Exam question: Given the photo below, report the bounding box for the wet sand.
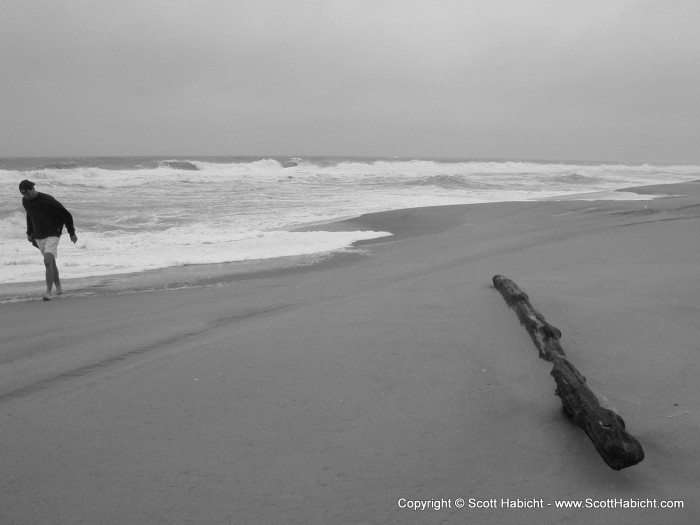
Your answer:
[1,182,698,524]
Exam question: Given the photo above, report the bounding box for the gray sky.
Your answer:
[1,0,699,162]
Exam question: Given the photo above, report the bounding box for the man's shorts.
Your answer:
[35,236,60,258]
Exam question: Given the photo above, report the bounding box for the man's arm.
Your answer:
[25,211,37,246]
[23,200,34,238]
[55,199,78,243]
[25,212,34,236]
[46,195,76,236]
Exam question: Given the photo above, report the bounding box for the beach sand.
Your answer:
[1,183,698,524]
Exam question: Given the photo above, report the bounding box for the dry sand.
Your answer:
[1,183,699,524]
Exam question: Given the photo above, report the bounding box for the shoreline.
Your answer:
[3,181,698,304]
[1,180,699,523]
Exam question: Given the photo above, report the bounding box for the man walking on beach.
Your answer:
[20,180,78,301]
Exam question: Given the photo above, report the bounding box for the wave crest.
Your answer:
[160,160,199,171]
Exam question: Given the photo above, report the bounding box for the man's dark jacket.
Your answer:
[23,192,76,239]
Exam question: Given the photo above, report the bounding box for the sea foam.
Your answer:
[1,156,699,285]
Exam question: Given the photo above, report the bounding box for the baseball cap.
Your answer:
[19,180,35,191]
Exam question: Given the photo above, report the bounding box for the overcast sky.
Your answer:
[1,0,698,162]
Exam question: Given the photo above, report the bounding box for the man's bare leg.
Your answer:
[54,260,63,295]
[42,253,56,300]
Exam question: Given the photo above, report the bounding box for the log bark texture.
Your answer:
[492,275,644,470]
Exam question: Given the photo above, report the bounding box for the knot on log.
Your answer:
[492,275,644,470]
[541,324,562,341]
[494,276,565,361]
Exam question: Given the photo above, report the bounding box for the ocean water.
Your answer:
[2,156,699,289]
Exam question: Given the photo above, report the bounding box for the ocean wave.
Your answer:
[160,160,199,171]
[552,173,601,184]
[403,174,487,189]
[0,212,28,240]
[3,155,700,286]
[36,161,79,170]
[0,229,392,285]
[2,157,700,187]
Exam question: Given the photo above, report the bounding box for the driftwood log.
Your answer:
[492,275,644,470]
